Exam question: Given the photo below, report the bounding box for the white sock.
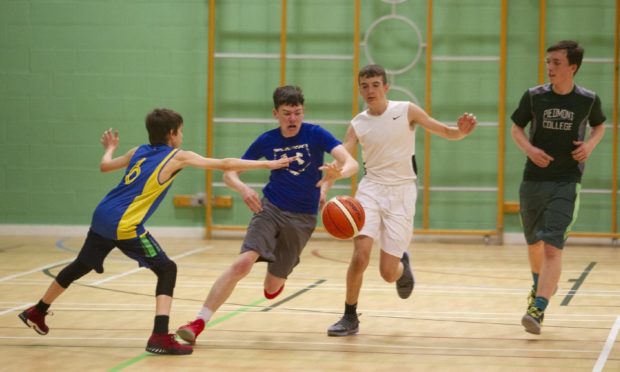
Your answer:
[197,307,213,322]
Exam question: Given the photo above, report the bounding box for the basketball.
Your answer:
[321,195,365,240]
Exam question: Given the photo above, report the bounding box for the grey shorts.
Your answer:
[241,198,316,279]
[519,181,581,249]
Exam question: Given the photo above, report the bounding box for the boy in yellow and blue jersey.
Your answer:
[18,108,295,355]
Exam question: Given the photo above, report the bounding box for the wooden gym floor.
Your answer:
[0,235,619,371]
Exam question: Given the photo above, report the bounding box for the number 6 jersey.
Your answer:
[91,144,180,240]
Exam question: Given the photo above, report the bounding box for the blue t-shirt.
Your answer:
[242,123,341,214]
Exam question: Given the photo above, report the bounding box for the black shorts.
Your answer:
[519,181,581,249]
[76,229,173,273]
[241,198,316,279]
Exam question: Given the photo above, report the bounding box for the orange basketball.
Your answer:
[321,195,365,240]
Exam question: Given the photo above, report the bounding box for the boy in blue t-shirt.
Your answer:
[176,85,359,344]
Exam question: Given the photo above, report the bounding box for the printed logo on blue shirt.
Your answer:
[273,144,311,176]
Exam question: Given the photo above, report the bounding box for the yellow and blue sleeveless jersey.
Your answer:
[91,144,180,240]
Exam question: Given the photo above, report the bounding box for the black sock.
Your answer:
[153,315,169,335]
[344,302,357,317]
[35,300,50,313]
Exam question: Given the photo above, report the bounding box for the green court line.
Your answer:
[205,297,267,328]
[108,353,149,372]
[108,298,267,372]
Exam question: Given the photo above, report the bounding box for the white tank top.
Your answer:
[352,100,416,185]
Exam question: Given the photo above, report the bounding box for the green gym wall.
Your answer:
[0,0,616,237]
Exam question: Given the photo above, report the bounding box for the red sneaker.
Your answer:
[146,333,193,355]
[264,284,285,299]
[18,306,49,335]
[176,319,205,345]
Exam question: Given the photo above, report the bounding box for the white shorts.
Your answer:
[355,178,417,258]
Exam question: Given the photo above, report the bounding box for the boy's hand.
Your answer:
[268,155,298,169]
[571,140,593,163]
[457,113,477,136]
[101,128,119,150]
[240,186,262,213]
[316,163,342,187]
[527,146,554,168]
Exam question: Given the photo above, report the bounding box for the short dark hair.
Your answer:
[359,64,388,84]
[273,85,304,109]
[145,108,183,145]
[547,40,584,74]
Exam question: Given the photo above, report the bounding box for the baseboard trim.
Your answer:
[0,224,205,239]
[0,224,615,246]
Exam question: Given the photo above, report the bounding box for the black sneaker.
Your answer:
[327,314,359,337]
[396,252,414,299]
[521,306,545,335]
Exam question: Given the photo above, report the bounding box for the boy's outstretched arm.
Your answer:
[173,150,295,172]
[408,103,477,140]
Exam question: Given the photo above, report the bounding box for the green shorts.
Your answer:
[519,181,581,249]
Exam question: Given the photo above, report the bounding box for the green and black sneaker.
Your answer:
[527,287,536,308]
[521,305,545,335]
[527,286,558,309]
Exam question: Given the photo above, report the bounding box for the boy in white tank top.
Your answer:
[328,64,477,336]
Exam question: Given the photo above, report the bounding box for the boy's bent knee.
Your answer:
[152,261,177,296]
[56,260,92,288]
[230,255,256,278]
[379,268,399,283]
[351,250,371,269]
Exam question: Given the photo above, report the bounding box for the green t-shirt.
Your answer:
[511,83,606,182]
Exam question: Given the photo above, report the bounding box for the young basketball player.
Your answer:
[175,85,359,344]
[327,64,477,336]
[18,108,295,355]
[511,40,606,334]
